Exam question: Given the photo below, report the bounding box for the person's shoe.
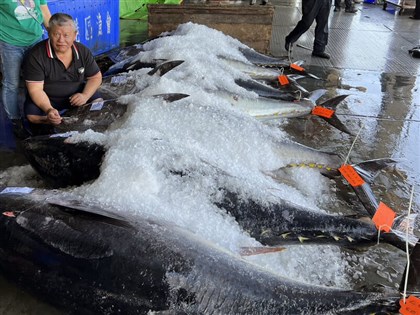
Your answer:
[311,51,331,59]
[345,7,358,13]
[334,6,341,12]
[11,119,30,140]
[410,15,420,20]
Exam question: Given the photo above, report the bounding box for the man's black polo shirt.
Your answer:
[23,39,100,110]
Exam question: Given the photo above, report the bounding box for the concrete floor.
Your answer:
[0,1,419,314]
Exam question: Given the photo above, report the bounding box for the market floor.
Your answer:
[0,1,419,314]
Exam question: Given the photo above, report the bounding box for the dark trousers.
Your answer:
[285,0,331,53]
[414,0,420,18]
[334,0,353,9]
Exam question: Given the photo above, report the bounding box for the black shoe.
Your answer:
[410,16,420,20]
[334,6,340,12]
[345,7,358,13]
[312,51,331,59]
[11,119,30,140]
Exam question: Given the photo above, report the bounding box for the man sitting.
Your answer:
[23,13,102,135]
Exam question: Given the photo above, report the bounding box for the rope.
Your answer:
[344,124,363,165]
[402,186,415,303]
[334,112,420,123]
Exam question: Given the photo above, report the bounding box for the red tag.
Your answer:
[400,295,420,315]
[338,164,365,187]
[372,202,396,232]
[2,212,15,217]
[311,106,335,118]
[278,75,289,85]
[290,63,304,72]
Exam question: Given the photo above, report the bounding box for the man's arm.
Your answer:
[69,71,103,106]
[40,4,52,29]
[26,81,62,124]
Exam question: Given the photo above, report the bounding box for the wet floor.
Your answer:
[0,2,419,314]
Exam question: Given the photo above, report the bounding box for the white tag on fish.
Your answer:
[50,131,78,138]
[0,187,34,194]
[111,76,128,85]
[90,101,104,111]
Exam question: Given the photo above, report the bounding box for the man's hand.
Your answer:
[69,93,89,106]
[46,108,62,125]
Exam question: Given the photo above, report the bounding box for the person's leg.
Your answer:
[334,0,342,11]
[0,41,26,120]
[24,96,55,136]
[344,0,357,12]
[285,0,320,50]
[412,0,420,18]
[313,0,331,55]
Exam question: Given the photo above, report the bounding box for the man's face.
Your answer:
[49,25,77,54]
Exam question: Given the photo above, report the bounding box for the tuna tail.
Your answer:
[313,95,354,135]
[400,241,420,295]
[147,60,184,76]
[321,158,397,216]
[349,158,398,217]
[352,158,398,184]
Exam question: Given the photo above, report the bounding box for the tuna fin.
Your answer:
[239,246,286,256]
[314,95,354,135]
[287,76,310,95]
[352,158,397,184]
[317,94,348,109]
[147,60,184,76]
[287,74,306,81]
[320,158,397,182]
[152,93,190,102]
[47,197,132,228]
[308,89,328,104]
[289,62,321,80]
[399,241,420,295]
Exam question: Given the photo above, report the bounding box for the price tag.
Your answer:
[290,63,305,72]
[278,75,289,85]
[0,187,34,194]
[90,101,104,111]
[338,164,365,187]
[111,76,128,85]
[372,202,395,232]
[312,106,335,118]
[400,295,420,315]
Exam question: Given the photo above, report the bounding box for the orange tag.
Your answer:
[338,164,365,187]
[2,212,15,217]
[400,295,420,315]
[372,202,396,232]
[278,75,289,85]
[311,106,335,118]
[290,63,304,72]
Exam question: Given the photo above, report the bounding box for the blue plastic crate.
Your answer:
[44,0,120,56]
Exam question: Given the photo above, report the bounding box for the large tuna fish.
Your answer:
[0,188,414,314]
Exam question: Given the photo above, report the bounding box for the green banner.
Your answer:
[120,0,181,20]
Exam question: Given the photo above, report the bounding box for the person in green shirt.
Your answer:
[0,0,51,139]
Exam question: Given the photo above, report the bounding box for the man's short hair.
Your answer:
[48,13,77,32]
